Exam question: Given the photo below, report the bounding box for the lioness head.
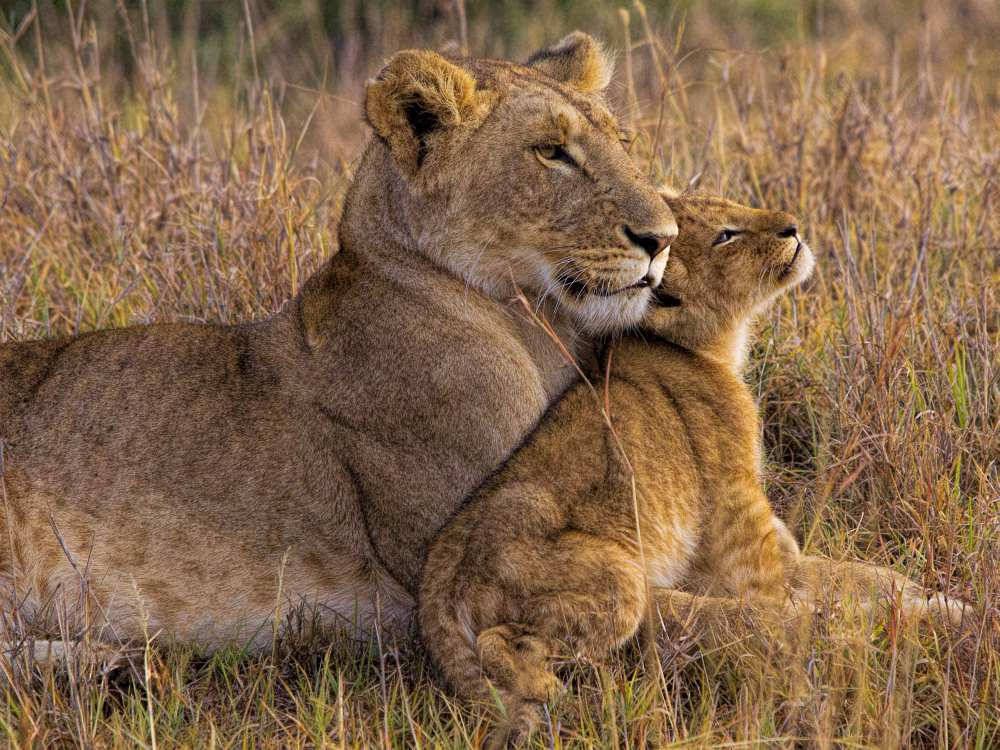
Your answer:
[643,190,814,354]
[361,32,677,333]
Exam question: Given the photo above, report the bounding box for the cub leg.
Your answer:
[790,555,969,626]
[650,586,809,650]
[498,541,650,729]
[476,581,648,739]
[476,624,560,704]
[768,516,967,626]
[422,528,648,738]
[651,516,807,650]
[694,481,789,603]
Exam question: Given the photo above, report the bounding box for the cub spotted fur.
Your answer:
[419,192,966,736]
[0,33,675,652]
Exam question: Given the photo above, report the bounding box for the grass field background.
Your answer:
[0,1,997,747]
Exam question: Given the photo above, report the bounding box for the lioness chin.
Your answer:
[0,33,675,652]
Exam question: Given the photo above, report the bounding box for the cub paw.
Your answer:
[899,591,971,629]
[487,701,545,749]
[509,701,545,742]
[510,634,561,702]
[477,625,561,704]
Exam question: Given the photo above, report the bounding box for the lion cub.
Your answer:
[418,192,814,730]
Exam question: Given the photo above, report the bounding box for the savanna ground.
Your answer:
[0,1,998,747]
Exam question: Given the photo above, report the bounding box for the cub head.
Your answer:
[642,190,814,363]
[360,32,677,334]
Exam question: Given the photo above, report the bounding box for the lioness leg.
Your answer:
[29,639,68,664]
[0,639,72,666]
[1,638,126,677]
[789,555,968,626]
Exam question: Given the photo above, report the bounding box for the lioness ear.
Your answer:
[365,50,483,175]
[526,31,614,94]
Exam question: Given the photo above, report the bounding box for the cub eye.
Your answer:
[713,229,742,246]
[535,144,577,168]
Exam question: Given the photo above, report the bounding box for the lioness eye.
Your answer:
[713,229,741,246]
[535,144,577,168]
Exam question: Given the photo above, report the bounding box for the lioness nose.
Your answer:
[778,225,798,238]
[623,225,675,258]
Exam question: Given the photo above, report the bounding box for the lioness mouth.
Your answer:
[557,274,647,298]
[651,289,682,307]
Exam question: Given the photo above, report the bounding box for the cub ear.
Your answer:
[657,183,682,200]
[526,31,614,94]
[365,50,484,175]
[658,184,696,213]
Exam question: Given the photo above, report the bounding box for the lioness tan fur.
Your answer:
[419,192,966,737]
[0,33,676,651]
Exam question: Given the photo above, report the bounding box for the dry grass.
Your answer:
[0,2,998,747]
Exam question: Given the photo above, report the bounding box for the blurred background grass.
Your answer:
[3,1,999,162]
[0,1,997,747]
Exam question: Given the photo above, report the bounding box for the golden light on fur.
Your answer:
[0,3,993,744]
[646,191,815,370]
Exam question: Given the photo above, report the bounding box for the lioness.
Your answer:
[419,192,966,736]
[0,33,676,650]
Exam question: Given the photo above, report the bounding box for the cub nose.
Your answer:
[623,224,676,258]
[777,225,798,238]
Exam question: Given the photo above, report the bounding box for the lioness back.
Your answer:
[1,313,398,643]
[0,245,584,645]
[0,33,674,647]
